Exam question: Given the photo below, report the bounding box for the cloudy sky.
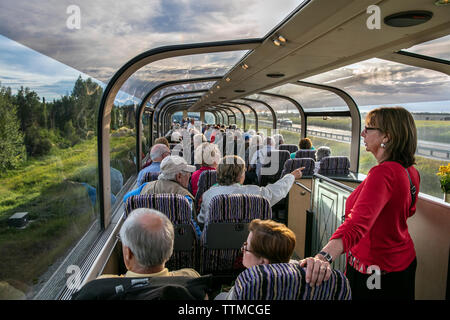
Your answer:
[0,0,302,100]
[0,0,448,111]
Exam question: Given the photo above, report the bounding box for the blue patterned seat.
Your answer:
[234,263,352,300]
[278,144,298,154]
[141,171,160,183]
[259,150,291,186]
[124,194,199,270]
[295,149,316,161]
[318,156,350,175]
[281,158,315,177]
[200,194,272,275]
[194,170,217,210]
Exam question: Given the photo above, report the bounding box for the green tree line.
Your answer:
[0,76,105,171]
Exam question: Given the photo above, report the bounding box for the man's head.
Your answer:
[159,155,196,188]
[150,144,170,162]
[120,208,174,273]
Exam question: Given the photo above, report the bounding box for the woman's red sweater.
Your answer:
[330,161,420,273]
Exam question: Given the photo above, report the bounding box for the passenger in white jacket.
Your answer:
[197,155,304,224]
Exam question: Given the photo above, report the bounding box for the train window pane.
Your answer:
[149,82,216,105]
[264,83,349,112]
[304,58,450,198]
[110,97,139,198]
[0,36,102,299]
[0,1,305,88]
[120,51,249,102]
[403,35,450,61]
[306,117,352,161]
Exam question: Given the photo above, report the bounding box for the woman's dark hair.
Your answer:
[366,106,417,167]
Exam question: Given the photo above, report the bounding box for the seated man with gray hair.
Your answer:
[137,144,171,186]
[140,155,196,202]
[315,146,331,173]
[100,208,200,278]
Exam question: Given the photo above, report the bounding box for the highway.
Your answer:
[248,119,450,161]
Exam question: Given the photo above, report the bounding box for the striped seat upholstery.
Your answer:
[295,149,316,161]
[124,194,198,270]
[200,194,272,275]
[318,156,350,175]
[141,171,160,183]
[234,263,352,300]
[259,150,291,186]
[278,144,298,154]
[281,158,315,177]
[194,170,217,210]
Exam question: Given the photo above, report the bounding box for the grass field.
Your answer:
[0,132,136,298]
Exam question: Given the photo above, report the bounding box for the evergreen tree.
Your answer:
[0,85,26,170]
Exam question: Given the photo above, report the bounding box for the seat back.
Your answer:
[318,156,350,175]
[141,171,160,183]
[200,194,272,274]
[259,150,291,186]
[281,158,315,177]
[169,143,179,150]
[295,149,316,161]
[72,275,213,300]
[124,194,198,270]
[234,263,352,300]
[278,144,298,154]
[194,170,217,210]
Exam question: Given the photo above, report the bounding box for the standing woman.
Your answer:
[302,107,420,300]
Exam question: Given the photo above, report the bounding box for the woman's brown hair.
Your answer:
[299,138,312,149]
[248,219,296,263]
[366,106,417,167]
[216,155,245,185]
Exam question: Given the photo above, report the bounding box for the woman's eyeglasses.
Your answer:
[362,126,381,134]
[241,241,253,254]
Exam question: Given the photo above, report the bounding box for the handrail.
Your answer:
[294,181,312,194]
[313,173,355,193]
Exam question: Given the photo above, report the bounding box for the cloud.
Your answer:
[0,0,301,85]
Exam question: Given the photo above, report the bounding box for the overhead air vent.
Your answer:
[266,73,285,78]
[384,11,433,27]
[234,89,246,93]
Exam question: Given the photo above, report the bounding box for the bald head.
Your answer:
[150,144,170,162]
[120,208,174,269]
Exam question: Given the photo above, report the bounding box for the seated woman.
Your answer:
[191,142,221,197]
[197,155,303,224]
[290,137,315,159]
[215,219,296,300]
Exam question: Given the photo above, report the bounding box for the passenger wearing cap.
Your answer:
[140,156,196,201]
[139,155,202,236]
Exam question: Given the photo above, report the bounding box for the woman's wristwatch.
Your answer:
[317,251,333,264]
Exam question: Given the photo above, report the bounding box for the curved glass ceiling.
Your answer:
[0,0,305,85]
[303,58,450,113]
[117,50,249,103]
[262,84,348,112]
[403,35,450,61]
